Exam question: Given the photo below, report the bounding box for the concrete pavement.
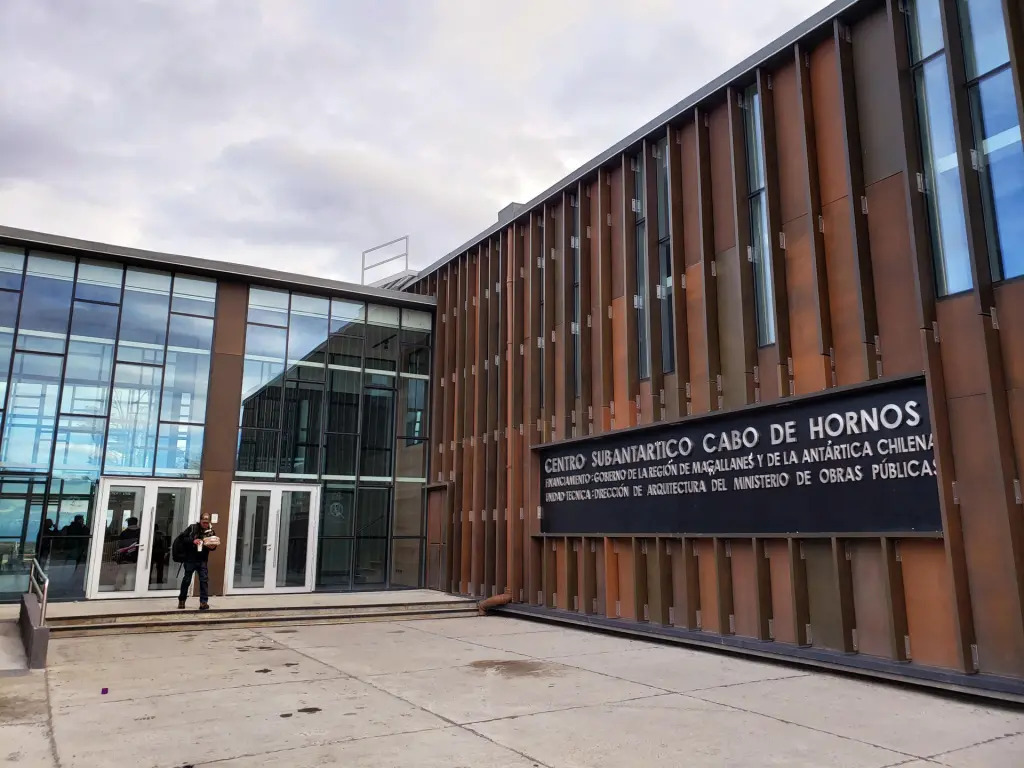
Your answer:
[0,615,1021,767]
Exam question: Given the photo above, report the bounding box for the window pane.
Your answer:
[324,433,358,477]
[656,138,670,238]
[356,486,390,538]
[971,69,1024,280]
[75,260,123,304]
[279,379,322,476]
[105,363,161,474]
[245,323,287,361]
[958,0,1010,78]
[392,482,424,537]
[316,538,352,589]
[353,537,387,587]
[391,538,422,588]
[360,386,394,477]
[332,298,364,322]
[635,221,650,380]
[660,241,675,372]
[155,423,203,476]
[118,268,171,365]
[744,85,766,192]
[326,368,360,433]
[909,0,944,62]
[401,308,431,330]
[162,315,213,424]
[398,377,428,439]
[240,358,283,429]
[0,247,24,291]
[236,428,278,475]
[52,416,105,472]
[328,332,363,369]
[365,323,398,372]
[277,489,311,587]
[395,438,427,480]
[17,254,74,354]
[917,57,973,294]
[248,287,289,326]
[288,294,329,367]
[1,353,62,471]
[171,275,217,317]
[400,343,430,376]
[62,307,117,416]
[750,192,777,345]
[0,291,18,406]
[321,484,355,538]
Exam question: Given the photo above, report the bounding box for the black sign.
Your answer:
[539,377,942,535]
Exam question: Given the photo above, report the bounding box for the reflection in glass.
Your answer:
[149,487,191,590]
[280,380,322,476]
[971,69,1024,281]
[97,486,144,593]
[163,314,213,424]
[277,490,311,587]
[635,212,650,381]
[750,192,776,345]
[53,416,105,472]
[233,490,270,588]
[356,486,390,538]
[287,294,329,369]
[118,269,171,365]
[365,323,398,372]
[105,364,162,474]
[0,247,24,291]
[317,538,352,589]
[171,275,217,317]
[917,57,973,294]
[392,482,424,537]
[354,537,386,587]
[400,343,430,376]
[398,377,428,440]
[240,358,284,430]
[37,476,94,600]
[61,301,118,416]
[326,369,360,433]
[909,0,944,62]
[0,291,18,406]
[247,287,288,326]
[1,354,62,470]
[390,538,422,588]
[360,385,394,477]
[320,484,355,537]
[394,438,427,480]
[958,0,1010,78]
[17,253,75,354]
[324,433,358,478]
[237,428,278,475]
[75,260,123,304]
[156,424,204,476]
[743,86,766,191]
[660,240,675,371]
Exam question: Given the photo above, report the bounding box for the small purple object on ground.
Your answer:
[101,688,108,695]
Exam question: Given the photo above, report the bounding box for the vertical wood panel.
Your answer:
[850,539,895,658]
[578,181,594,434]
[767,540,797,643]
[643,140,665,417]
[694,108,722,413]
[730,540,759,638]
[901,538,961,669]
[696,539,720,632]
[810,39,847,206]
[451,257,466,592]
[508,226,525,599]
[672,537,701,630]
[805,540,844,650]
[621,155,640,425]
[595,172,614,433]
[581,537,598,614]
[543,205,557,443]
[647,538,671,625]
[667,124,691,410]
[710,102,736,255]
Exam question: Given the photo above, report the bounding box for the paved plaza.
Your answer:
[1,615,1022,767]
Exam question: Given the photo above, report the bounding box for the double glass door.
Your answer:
[86,479,202,599]
[225,484,320,594]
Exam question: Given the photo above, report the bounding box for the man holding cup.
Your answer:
[176,512,219,611]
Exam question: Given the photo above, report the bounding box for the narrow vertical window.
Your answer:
[633,153,651,380]
[907,0,973,295]
[570,193,582,397]
[538,218,545,410]
[743,84,776,346]
[655,137,675,372]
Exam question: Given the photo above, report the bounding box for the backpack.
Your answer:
[171,527,195,564]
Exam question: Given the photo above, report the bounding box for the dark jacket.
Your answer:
[180,523,216,563]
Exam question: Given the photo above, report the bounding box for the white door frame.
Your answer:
[85,477,203,600]
[224,482,321,595]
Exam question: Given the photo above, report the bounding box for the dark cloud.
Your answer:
[0,0,832,282]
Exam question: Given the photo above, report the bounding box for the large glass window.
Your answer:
[0,247,24,291]
[171,275,216,317]
[117,269,171,365]
[105,364,161,474]
[17,254,75,354]
[75,260,122,305]
[1,354,62,471]
[162,314,213,424]
[569,197,583,395]
[655,137,675,372]
[633,153,651,379]
[744,84,776,345]
[61,302,118,417]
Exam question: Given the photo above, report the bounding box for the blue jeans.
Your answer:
[179,561,209,603]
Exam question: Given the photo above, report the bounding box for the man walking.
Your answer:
[176,512,217,610]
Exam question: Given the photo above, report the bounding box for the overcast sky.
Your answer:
[0,0,833,284]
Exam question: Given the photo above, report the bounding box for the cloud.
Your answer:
[0,0,834,283]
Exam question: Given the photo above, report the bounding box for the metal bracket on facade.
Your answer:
[970,643,980,671]
[932,321,940,343]
[1013,479,1022,505]
[991,307,1000,330]
[952,480,960,506]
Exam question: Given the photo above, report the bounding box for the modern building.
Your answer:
[0,226,434,602]
[405,0,1024,695]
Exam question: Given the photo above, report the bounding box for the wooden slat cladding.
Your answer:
[578,181,594,435]
[666,125,690,412]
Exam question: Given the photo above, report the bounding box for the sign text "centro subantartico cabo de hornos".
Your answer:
[537,377,941,536]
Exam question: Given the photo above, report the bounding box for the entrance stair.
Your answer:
[43,590,477,638]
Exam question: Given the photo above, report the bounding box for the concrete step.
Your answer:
[0,619,27,673]
[47,601,478,637]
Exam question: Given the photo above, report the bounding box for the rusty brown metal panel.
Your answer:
[611,296,634,429]
[866,175,924,375]
[729,540,759,639]
[716,246,755,409]
[772,58,809,225]
[1003,0,1024,141]
[850,539,895,658]
[559,193,575,438]
[696,539,720,633]
[832,537,857,653]
[566,538,580,612]
[757,345,782,403]
[543,204,557,443]
[790,539,811,646]
[203,354,242,474]
[495,233,508,596]
[681,121,702,270]
[880,537,910,661]
[753,538,773,641]
[616,540,637,620]
[603,537,619,618]
[200,470,234,595]
[633,539,649,622]
[901,538,961,669]
[595,171,614,433]
[784,216,830,395]
[686,263,713,415]
[621,154,640,424]
[484,240,499,595]
[996,281,1024,389]
[810,38,847,207]
[647,538,672,625]
[610,166,626,300]
[542,537,557,608]
[672,537,701,630]
[431,270,448,485]
[554,539,567,610]
[938,297,991,400]
[463,251,479,594]
[643,139,665,414]
[473,246,489,596]
[211,281,247,356]
[766,540,797,643]
[553,205,569,442]
[667,124,691,402]
[581,537,598,614]
[508,227,525,599]
[804,540,845,651]
[823,198,873,385]
[639,379,654,425]
[594,539,607,615]
[452,256,467,593]
[709,101,736,255]
[852,8,906,186]
[727,88,758,386]
[696,107,723,413]
[578,181,594,434]
[714,538,735,635]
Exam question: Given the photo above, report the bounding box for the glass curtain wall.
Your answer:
[0,246,216,600]
[632,153,651,380]
[655,137,675,372]
[570,195,582,398]
[237,287,431,591]
[743,84,777,346]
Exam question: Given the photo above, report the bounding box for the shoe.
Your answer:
[177,600,186,610]
[199,603,210,611]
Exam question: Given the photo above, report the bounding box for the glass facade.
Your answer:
[655,137,675,373]
[570,194,582,398]
[743,83,777,346]
[633,153,651,380]
[237,286,431,591]
[0,248,216,600]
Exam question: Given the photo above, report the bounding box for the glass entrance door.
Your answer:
[225,484,320,593]
[86,478,202,599]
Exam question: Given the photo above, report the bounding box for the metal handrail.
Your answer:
[27,559,49,626]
